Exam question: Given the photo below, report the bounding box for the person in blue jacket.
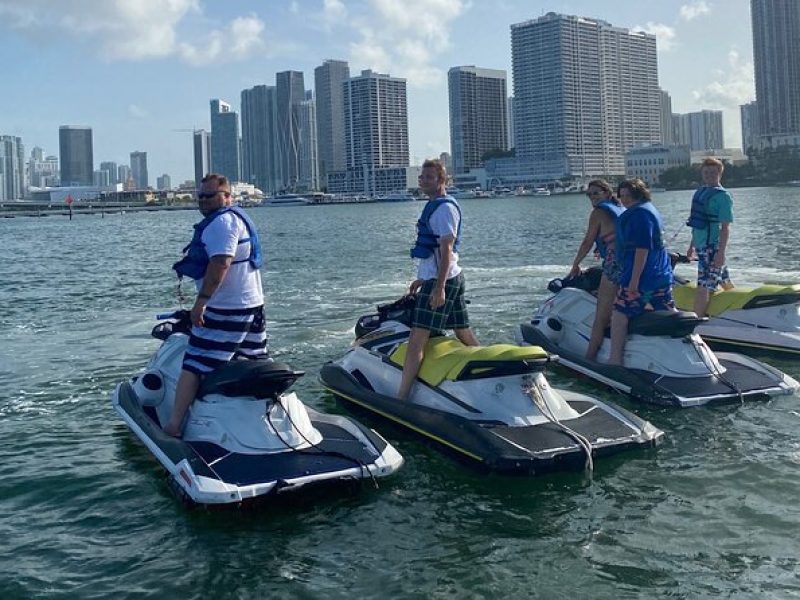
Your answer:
[686,157,734,317]
[398,159,480,401]
[608,179,674,366]
[568,179,624,360]
[164,173,267,437]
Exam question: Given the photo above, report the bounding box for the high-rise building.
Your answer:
[276,71,306,190]
[344,70,409,169]
[0,135,25,200]
[740,101,761,153]
[751,0,800,142]
[100,161,118,185]
[314,59,350,188]
[118,164,131,187]
[297,97,319,191]
[673,110,724,151]
[507,97,515,149]
[448,66,508,174]
[511,13,661,180]
[193,129,211,189]
[156,174,171,190]
[659,89,675,145]
[93,169,110,187]
[130,151,148,189]
[241,85,279,194]
[210,99,241,183]
[59,126,93,186]
[29,149,58,188]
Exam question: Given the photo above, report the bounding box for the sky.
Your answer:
[0,0,755,184]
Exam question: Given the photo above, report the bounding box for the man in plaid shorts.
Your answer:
[397,159,480,401]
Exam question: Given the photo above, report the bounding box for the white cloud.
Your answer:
[0,0,265,65]
[680,1,712,21]
[347,0,468,87]
[635,22,677,52]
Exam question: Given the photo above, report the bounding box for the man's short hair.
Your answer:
[201,173,231,191]
[618,178,651,202]
[422,159,447,183]
[701,157,724,171]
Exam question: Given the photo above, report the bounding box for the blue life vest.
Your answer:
[616,201,671,290]
[686,186,725,230]
[172,206,263,280]
[410,196,462,259]
[616,201,664,257]
[594,200,624,259]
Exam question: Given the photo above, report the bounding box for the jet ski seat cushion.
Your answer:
[198,360,304,400]
[674,283,800,316]
[389,338,549,387]
[627,310,705,337]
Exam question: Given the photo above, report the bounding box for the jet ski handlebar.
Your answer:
[152,310,192,341]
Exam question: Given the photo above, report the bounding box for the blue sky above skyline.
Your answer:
[0,0,754,184]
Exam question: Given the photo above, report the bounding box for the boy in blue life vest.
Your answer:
[608,179,674,366]
[686,157,734,317]
[164,173,268,437]
[398,159,480,401]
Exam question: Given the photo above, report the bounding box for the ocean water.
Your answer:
[1,188,799,598]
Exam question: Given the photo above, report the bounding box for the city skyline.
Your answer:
[1,1,755,183]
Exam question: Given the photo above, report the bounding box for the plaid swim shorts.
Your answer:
[696,245,732,291]
[411,273,470,331]
[613,286,675,319]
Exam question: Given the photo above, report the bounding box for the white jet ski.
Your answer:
[112,311,403,506]
[320,296,664,476]
[517,270,799,407]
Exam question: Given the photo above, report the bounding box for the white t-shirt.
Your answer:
[416,201,462,281]
[196,211,264,309]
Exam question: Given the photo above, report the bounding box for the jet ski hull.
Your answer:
[693,322,800,359]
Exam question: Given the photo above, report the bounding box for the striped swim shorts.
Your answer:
[411,273,470,332]
[182,305,269,376]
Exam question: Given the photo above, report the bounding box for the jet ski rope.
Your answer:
[523,375,594,472]
[266,399,380,489]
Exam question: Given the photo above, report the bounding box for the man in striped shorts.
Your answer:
[164,173,267,437]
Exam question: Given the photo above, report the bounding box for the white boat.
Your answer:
[263,194,312,207]
[374,191,415,202]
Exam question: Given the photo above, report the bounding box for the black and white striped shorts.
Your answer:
[182,305,268,375]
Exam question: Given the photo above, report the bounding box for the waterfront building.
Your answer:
[28,148,59,189]
[297,97,319,191]
[93,169,110,187]
[507,97,515,149]
[130,151,148,189]
[673,110,724,151]
[333,69,409,196]
[690,148,748,166]
[0,135,25,200]
[241,85,279,194]
[448,65,508,174]
[156,174,171,190]
[740,101,760,154]
[314,59,350,188]
[439,152,452,175]
[118,164,131,188]
[276,70,305,190]
[100,161,118,185]
[660,89,675,144]
[59,126,93,186]
[625,144,690,186]
[193,129,211,190]
[210,99,241,183]
[511,13,661,180]
[751,0,800,146]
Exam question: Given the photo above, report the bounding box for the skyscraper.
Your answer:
[673,110,724,151]
[344,70,409,169]
[659,89,675,145]
[59,125,93,186]
[193,129,211,189]
[241,85,279,194]
[448,66,508,174]
[740,101,761,153]
[751,0,800,141]
[276,71,306,190]
[210,99,241,183]
[511,13,661,179]
[130,151,148,189]
[314,60,350,188]
[0,135,25,200]
[100,161,118,185]
[297,97,319,191]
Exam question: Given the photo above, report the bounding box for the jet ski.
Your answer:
[112,310,403,506]
[319,296,664,476]
[672,274,800,358]
[517,269,800,407]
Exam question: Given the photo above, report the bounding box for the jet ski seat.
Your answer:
[389,338,550,387]
[198,360,304,400]
[627,310,705,338]
[674,283,800,316]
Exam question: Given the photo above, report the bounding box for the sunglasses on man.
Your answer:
[197,191,231,200]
